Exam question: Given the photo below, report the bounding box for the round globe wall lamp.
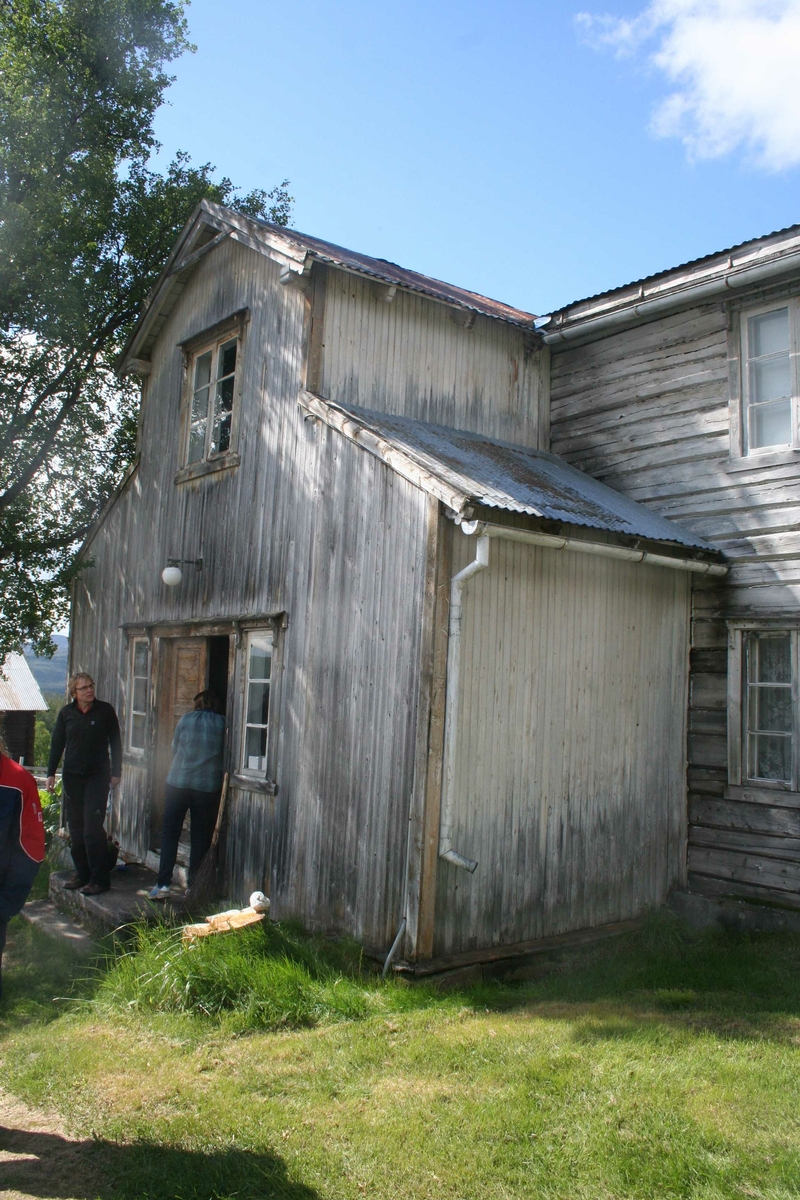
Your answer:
[161,557,203,587]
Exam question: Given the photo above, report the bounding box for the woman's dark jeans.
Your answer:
[62,769,110,887]
[157,785,220,888]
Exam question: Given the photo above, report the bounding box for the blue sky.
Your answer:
[151,0,800,315]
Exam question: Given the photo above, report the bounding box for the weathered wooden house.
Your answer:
[544,223,800,917]
[70,201,729,968]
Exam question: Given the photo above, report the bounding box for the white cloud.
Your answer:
[576,1,800,170]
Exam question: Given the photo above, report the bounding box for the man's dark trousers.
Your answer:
[63,770,110,887]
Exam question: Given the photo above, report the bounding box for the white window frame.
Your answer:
[239,629,274,779]
[727,624,800,792]
[128,637,150,754]
[738,298,800,458]
[184,331,239,466]
[177,310,247,479]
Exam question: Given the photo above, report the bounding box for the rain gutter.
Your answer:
[437,519,726,875]
[543,249,800,344]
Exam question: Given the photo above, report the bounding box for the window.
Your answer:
[128,638,150,752]
[745,632,792,782]
[187,334,238,464]
[177,310,247,478]
[241,631,272,776]
[729,627,799,790]
[741,301,800,455]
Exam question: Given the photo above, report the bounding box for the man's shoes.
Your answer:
[62,874,89,891]
[148,885,171,901]
[80,882,109,896]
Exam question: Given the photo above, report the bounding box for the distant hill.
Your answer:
[24,635,69,693]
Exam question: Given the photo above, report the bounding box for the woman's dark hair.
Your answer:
[193,690,222,713]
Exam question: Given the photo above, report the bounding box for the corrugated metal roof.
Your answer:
[319,399,718,554]
[0,653,48,712]
[248,214,541,329]
[549,221,800,319]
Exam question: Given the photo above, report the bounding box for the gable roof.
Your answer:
[0,653,48,712]
[119,202,539,373]
[299,390,723,561]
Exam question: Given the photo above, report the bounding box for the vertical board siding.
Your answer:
[71,240,429,946]
[112,762,149,861]
[433,533,689,955]
[550,296,800,908]
[321,270,548,447]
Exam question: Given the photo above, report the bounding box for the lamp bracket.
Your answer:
[167,557,203,571]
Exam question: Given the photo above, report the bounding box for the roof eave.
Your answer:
[545,237,800,345]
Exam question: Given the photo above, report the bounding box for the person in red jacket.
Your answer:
[0,750,45,1001]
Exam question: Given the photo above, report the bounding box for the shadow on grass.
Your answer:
[459,912,800,1041]
[0,918,104,1031]
[0,1124,319,1200]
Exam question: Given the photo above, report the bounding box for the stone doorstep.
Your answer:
[48,866,186,936]
[20,899,95,955]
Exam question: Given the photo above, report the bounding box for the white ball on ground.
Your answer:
[249,891,270,912]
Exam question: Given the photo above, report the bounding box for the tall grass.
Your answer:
[97,918,433,1031]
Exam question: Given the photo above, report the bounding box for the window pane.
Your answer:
[215,375,235,413]
[133,642,148,676]
[749,685,792,734]
[247,680,270,727]
[132,676,148,714]
[750,634,791,683]
[249,637,272,680]
[750,308,789,358]
[194,351,212,390]
[218,338,237,379]
[245,725,267,771]
[188,418,206,463]
[749,733,792,782]
[191,384,210,423]
[750,398,792,449]
[751,356,791,405]
[212,414,231,455]
[131,713,146,750]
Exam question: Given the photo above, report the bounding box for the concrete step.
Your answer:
[48,865,186,935]
[20,899,95,955]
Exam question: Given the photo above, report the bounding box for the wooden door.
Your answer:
[150,637,208,849]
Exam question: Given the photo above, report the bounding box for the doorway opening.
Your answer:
[150,633,231,861]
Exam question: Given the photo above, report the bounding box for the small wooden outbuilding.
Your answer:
[0,653,48,767]
[69,202,726,968]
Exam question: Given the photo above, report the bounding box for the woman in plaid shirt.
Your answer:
[150,690,225,900]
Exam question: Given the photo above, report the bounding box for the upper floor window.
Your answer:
[177,310,247,480]
[742,302,799,455]
[187,334,238,464]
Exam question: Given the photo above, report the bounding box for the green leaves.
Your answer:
[0,2,292,661]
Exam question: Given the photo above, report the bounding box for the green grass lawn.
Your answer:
[1,911,800,1200]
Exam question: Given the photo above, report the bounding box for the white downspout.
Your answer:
[438,533,490,872]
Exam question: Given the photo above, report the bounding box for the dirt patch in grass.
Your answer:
[0,1086,106,1200]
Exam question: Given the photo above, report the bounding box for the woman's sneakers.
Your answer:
[149,885,171,901]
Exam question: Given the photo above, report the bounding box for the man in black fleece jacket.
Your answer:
[47,673,121,895]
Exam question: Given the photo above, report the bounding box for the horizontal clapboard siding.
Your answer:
[551,289,800,910]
